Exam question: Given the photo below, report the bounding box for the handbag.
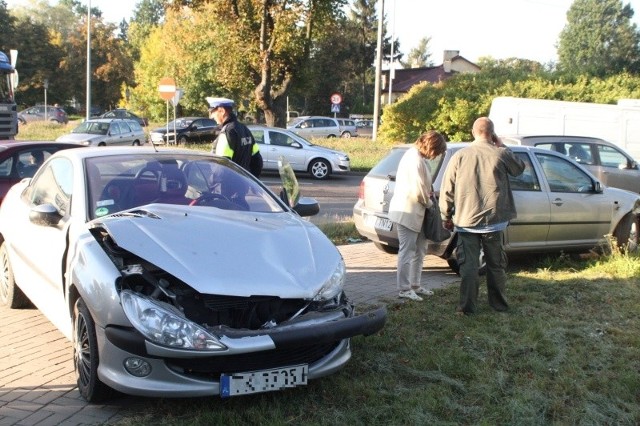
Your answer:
[422,195,451,242]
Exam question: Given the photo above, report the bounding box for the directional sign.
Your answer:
[158,77,176,101]
[330,93,342,105]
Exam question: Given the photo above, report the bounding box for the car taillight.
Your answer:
[357,180,365,200]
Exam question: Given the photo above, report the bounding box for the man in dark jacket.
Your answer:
[207,97,263,177]
[439,117,525,314]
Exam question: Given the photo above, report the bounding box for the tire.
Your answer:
[178,135,187,145]
[74,298,114,402]
[98,142,106,147]
[341,132,352,138]
[132,140,141,146]
[374,242,399,254]
[613,213,639,253]
[308,159,331,180]
[327,134,336,138]
[0,242,29,309]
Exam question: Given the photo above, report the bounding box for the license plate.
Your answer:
[220,364,308,398]
[365,214,393,232]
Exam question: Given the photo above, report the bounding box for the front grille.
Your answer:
[166,341,341,379]
[180,294,309,330]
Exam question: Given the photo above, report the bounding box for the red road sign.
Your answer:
[330,93,342,104]
[158,77,176,101]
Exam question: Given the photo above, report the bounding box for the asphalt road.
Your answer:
[261,171,363,224]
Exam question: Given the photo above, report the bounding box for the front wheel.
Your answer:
[74,298,114,402]
[178,135,188,145]
[308,159,330,180]
[341,132,352,138]
[0,242,29,309]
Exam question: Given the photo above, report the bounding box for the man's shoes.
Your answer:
[398,289,423,301]
[412,286,434,296]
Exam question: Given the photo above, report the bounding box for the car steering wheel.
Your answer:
[189,192,231,206]
[134,166,161,180]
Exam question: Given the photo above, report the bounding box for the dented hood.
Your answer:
[92,204,342,298]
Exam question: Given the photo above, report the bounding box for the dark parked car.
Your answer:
[100,109,148,127]
[149,117,219,145]
[502,135,640,194]
[0,141,84,203]
[354,143,640,270]
[17,105,69,124]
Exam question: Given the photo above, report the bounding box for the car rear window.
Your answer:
[369,148,408,178]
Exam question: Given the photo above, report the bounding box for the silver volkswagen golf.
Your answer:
[353,143,640,268]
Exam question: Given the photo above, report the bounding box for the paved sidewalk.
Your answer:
[0,242,459,425]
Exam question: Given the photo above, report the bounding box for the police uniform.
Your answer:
[207,97,262,177]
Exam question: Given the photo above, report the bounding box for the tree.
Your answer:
[402,36,433,68]
[161,0,347,127]
[557,0,640,77]
[0,0,16,53]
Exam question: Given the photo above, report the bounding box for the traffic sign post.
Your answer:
[158,77,177,144]
[330,93,342,117]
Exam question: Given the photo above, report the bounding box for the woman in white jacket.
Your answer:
[388,131,447,301]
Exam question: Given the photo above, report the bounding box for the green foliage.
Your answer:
[558,0,640,77]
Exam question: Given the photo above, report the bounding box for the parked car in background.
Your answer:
[149,117,219,145]
[502,135,640,194]
[355,120,374,138]
[0,146,386,401]
[287,116,342,139]
[354,143,640,270]
[336,118,358,138]
[249,125,350,179]
[0,141,84,203]
[17,105,69,124]
[56,118,146,146]
[100,109,148,127]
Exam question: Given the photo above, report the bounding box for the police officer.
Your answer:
[207,97,263,177]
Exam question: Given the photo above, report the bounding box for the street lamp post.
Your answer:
[43,79,48,121]
[372,0,384,140]
[86,0,91,121]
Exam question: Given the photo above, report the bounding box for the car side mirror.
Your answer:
[29,203,62,226]
[593,181,603,193]
[292,197,320,217]
[291,142,302,149]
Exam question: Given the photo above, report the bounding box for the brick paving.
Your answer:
[0,241,459,425]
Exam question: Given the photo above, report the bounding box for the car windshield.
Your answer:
[73,121,109,135]
[167,119,193,128]
[85,153,285,220]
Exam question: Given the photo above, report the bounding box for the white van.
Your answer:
[489,96,640,160]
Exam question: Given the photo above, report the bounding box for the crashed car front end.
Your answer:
[70,210,386,398]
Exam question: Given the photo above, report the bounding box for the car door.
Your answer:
[265,130,307,171]
[118,121,135,145]
[6,157,74,335]
[533,152,611,248]
[504,151,551,251]
[593,143,640,193]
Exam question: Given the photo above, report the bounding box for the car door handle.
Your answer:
[552,198,564,206]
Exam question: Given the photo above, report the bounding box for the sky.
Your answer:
[8,0,640,64]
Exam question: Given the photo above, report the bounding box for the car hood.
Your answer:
[93,204,342,298]
[56,133,102,143]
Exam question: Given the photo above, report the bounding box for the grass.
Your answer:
[13,120,640,424]
[112,249,640,425]
[13,121,396,171]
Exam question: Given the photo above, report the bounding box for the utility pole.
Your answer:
[372,0,384,141]
[85,0,91,121]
